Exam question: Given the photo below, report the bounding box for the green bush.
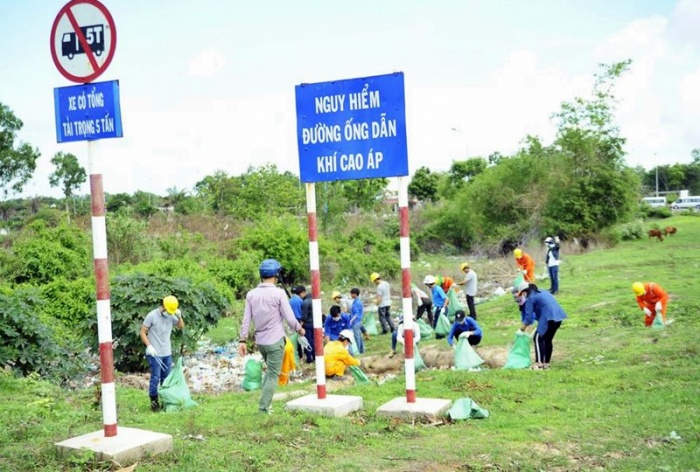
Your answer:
[85,272,229,372]
[618,220,645,241]
[39,277,95,333]
[116,258,236,302]
[231,216,309,285]
[0,288,60,376]
[9,222,91,285]
[106,211,155,265]
[643,206,672,219]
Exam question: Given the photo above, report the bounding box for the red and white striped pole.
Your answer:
[88,140,118,436]
[306,183,326,399]
[398,176,415,402]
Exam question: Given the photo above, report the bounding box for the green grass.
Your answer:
[2,216,699,471]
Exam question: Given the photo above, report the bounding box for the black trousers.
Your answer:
[534,320,562,363]
[378,306,395,333]
[416,298,433,325]
[466,295,477,320]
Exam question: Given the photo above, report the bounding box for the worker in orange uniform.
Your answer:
[632,282,668,327]
[514,248,536,283]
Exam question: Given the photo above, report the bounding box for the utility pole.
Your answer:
[655,153,659,197]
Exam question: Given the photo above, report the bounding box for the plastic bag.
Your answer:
[454,338,484,370]
[278,337,296,386]
[435,314,451,339]
[349,365,370,384]
[414,348,426,371]
[513,274,524,290]
[364,310,379,336]
[502,333,532,369]
[446,287,464,321]
[416,318,433,340]
[447,397,489,420]
[242,357,263,391]
[290,332,302,366]
[652,312,665,329]
[158,357,197,412]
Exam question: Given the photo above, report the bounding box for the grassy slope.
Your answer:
[1,216,699,472]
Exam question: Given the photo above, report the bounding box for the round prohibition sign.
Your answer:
[50,0,117,83]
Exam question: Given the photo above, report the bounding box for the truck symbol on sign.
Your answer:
[62,24,105,60]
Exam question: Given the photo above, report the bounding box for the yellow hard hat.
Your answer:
[632,282,645,297]
[163,295,179,314]
[370,272,380,282]
[332,291,341,299]
[514,248,522,258]
[460,262,470,271]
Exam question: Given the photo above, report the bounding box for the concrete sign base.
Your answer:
[376,397,452,422]
[55,427,173,466]
[285,394,363,417]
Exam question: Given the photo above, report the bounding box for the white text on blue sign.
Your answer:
[295,73,408,182]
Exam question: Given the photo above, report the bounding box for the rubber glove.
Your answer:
[655,302,663,312]
[146,345,157,357]
[643,307,652,316]
[297,336,311,352]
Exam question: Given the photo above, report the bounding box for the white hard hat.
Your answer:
[338,329,354,344]
[423,275,436,285]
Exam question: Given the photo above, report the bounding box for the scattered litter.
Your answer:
[182,434,205,441]
[377,374,396,385]
[663,431,682,442]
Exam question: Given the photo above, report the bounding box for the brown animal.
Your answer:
[664,226,677,236]
[648,229,664,241]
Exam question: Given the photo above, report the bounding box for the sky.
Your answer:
[1,0,698,199]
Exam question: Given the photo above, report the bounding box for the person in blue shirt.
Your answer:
[289,285,304,321]
[447,310,482,347]
[516,281,567,370]
[424,274,449,328]
[324,305,351,343]
[348,287,365,354]
[289,285,305,360]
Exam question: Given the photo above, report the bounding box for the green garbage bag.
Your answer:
[447,397,489,420]
[290,332,301,366]
[652,311,665,329]
[416,318,433,340]
[242,357,263,391]
[414,348,426,371]
[454,338,484,370]
[446,287,464,321]
[158,357,197,412]
[435,314,451,339]
[503,334,532,369]
[349,365,370,384]
[364,309,379,336]
[513,274,524,290]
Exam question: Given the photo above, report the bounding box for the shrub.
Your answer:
[84,272,230,372]
[618,220,645,241]
[643,206,672,219]
[116,258,236,302]
[39,277,95,333]
[0,288,60,376]
[9,222,91,285]
[231,216,309,285]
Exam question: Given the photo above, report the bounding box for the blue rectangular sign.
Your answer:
[295,72,408,183]
[54,80,123,143]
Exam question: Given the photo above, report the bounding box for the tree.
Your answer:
[0,103,40,198]
[408,166,439,202]
[48,152,86,223]
[440,157,487,199]
[544,60,639,237]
